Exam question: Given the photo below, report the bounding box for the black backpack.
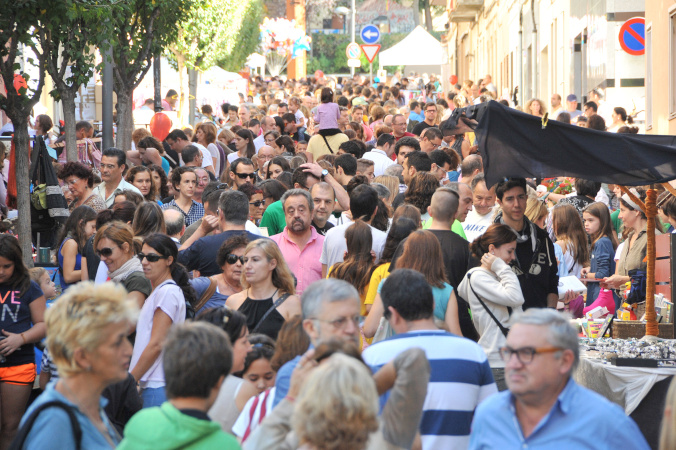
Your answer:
[10,401,82,450]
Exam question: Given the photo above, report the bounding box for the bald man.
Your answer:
[163,207,186,245]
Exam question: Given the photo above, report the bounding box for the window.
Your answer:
[646,24,652,129]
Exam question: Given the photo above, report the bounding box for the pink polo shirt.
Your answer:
[271,227,324,296]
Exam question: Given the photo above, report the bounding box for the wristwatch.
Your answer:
[320,169,329,180]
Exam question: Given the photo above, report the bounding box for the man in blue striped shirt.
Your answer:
[362,269,497,450]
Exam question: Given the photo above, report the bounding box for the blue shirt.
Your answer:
[162,199,204,227]
[178,230,264,277]
[469,377,650,450]
[272,355,300,408]
[21,381,120,449]
[587,236,618,306]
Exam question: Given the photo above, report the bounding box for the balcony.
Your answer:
[449,0,483,22]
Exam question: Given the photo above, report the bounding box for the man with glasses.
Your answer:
[255,145,275,180]
[362,269,496,450]
[469,309,648,450]
[228,158,256,188]
[94,147,142,207]
[419,127,443,154]
[273,279,361,407]
[412,102,438,136]
[391,113,415,145]
[192,168,209,204]
[271,189,324,296]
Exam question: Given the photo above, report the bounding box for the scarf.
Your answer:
[109,257,144,282]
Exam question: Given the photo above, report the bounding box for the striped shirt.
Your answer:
[362,329,497,450]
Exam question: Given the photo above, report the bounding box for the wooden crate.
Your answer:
[612,320,675,339]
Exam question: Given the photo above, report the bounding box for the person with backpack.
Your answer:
[16,282,136,449]
[130,234,196,409]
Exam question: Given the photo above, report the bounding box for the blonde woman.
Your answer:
[225,239,301,340]
[19,282,137,448]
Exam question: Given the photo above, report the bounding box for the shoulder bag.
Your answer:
[466,272,511,337]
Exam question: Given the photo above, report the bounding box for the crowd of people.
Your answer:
[0,71,669,449]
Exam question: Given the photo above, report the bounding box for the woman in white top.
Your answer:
[195,122,222,175]
[458,224,524,392]
[129,234,195,408]
[228,129,256,164]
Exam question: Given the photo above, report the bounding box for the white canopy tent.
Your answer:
[378,26,443,68]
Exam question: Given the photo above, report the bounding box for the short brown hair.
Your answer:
[163,322,233,399]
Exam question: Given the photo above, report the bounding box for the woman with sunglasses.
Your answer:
[93,222,151,310]
[238,183,266,225]
[190,235,250,315]
[225,239,301,340]
[130,234,196,408]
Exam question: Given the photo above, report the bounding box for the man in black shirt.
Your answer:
[494,178,558,309]
[282,113,310,142]
[411,102,438,136]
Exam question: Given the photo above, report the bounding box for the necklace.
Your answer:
[219,273,241,294]
[58,380,116,447]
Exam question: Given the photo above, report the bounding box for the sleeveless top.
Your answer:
[238,293,286,340]
[58,238,81,290]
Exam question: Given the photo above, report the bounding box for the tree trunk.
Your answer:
[12,119,33,266]
[412,0,421,27]
[424,0,433,32]
[176,53,189,127]
[188,67,197,128]
[61,90,78,162]
[115,89,134,152]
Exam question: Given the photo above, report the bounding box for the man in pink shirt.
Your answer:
[270,189,324,296]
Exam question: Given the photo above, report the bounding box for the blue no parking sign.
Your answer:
[618,17,645,56]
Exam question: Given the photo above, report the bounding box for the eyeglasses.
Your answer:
[311,315,360,329]
[65,178,80,186]
[499,346,563,365]
[235,172,256,180]
[95,247,117,258]
[137,252,167,263]
[225,254,246,265]
[425,109,437,113]
[250,200,265,207]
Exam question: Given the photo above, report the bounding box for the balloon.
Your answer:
[13,74,27,95]
[450,75,458,85]
[150,112,172,141]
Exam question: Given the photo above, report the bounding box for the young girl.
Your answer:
[57,205,97,291]
[313,87,341,137]
[581,202,620,308]
[29,267,57,300]
[552,203,590,278]
[235,334,276,395]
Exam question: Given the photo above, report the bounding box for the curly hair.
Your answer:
[403,172,438,215]
[148,164,169,199]
[59,162,94,188]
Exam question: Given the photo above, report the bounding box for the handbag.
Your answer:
[372,316,394,343]
[30,183,47,210]
[467,272,511,337]
[626,269,647,304]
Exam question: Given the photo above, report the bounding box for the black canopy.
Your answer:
[442,101,676,187]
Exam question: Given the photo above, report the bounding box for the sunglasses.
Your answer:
[137,252,167,263]
[225,254,246,265]
[95,247,116,258]
[250,200,265,207]
[235,172,255,180]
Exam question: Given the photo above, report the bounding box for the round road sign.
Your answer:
[618,17,645,56]
[346,43,361,59]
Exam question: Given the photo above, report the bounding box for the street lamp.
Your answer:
[334,3,356,76]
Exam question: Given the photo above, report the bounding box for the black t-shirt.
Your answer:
[83,235,100,282]
[500,219,559,310]
[392,192,406,210]
[291,130,311,142]
[412,121,433,136]
[0,280,43,367]
[312,220,335,236]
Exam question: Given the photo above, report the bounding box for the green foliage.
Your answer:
[307,31,442,74]
[215,0,263,72]
[111,0,194,92]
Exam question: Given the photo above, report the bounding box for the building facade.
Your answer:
[445,0,645,122]
[645,1,676,135]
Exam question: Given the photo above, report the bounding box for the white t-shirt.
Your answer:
[362,148,395,177]
[462,206,496,244]
[227,151,249,165]
[206,142,221,174]
[180,143,213,170]
[320,222,387,269]
[129,280,186,387]
[294,109,306,125]
[253,134,265,151]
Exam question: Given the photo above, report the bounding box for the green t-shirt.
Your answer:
[611,209,622,236]
[259,200,286,236]
[422,218,468,240]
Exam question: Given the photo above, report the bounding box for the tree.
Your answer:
[215,0,263,73]
[30,0,119,162]
[111,0,192,152]
[0,1,48,264]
